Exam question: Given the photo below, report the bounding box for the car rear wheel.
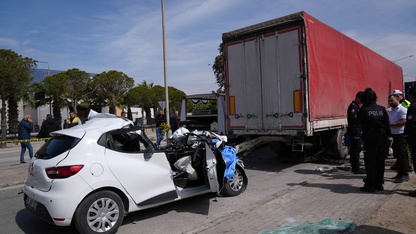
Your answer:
[222,165,247,196]
[74,191,124,234]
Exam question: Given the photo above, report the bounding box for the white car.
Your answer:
[22,112,247,234]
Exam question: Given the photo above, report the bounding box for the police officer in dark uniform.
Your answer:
[358,88,391,193]
[347,91,365,174]
[404,87,416,197]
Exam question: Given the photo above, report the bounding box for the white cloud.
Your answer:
[0,37,19,47]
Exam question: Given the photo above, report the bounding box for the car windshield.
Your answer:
[35,135,81,159]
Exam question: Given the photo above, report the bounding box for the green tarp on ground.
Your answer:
[259,218,356,234]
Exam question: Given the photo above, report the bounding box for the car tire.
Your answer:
[74,190,125,234]
[222,165,247,196]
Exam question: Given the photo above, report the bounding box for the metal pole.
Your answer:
[393,55,413,63]
[161,0,170,133]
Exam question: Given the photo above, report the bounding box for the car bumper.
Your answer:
[22,178,93,226]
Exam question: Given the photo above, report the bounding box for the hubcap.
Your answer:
[87,197,120,232]
[228,169,244,191]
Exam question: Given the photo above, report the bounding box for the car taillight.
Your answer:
[46,165,84,179]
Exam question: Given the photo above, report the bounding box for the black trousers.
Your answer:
[392,134,408,176]
[406,137,416,173]
[349,138,362,171]
[363,131,388,187]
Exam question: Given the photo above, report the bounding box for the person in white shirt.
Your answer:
[387,95,409,183]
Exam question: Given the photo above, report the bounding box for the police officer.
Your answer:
[358,88,391,193]
[404,87,416,197]
[347,91,365,174]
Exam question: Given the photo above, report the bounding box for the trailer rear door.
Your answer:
[225,27,305,133]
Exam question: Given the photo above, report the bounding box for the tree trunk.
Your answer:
[127,107,133,121]
[52,100,62,129]
[109,106,116,114]
[145,107,152,126]
[0,95,7,148]
[7,94,19,135]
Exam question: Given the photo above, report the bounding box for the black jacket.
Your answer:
[404,102,416,139]
[155,114,166,128]
[37,118,61,138]
[347,101,361,139]
[358,103,391,140]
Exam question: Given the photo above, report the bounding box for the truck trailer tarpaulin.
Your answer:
[222,11,403,158]
[223,11,402,126]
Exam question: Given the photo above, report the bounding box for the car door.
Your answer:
[105,129,177,205]
[205,145,220,193]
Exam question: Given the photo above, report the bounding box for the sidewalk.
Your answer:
[186,157,416,234]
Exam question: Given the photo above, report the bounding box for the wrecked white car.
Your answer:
[22,112,247,234]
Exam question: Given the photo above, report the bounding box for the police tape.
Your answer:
[0,138,51,144]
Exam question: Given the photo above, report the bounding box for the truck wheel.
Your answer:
[74,191,124,234]
[222,165,248,196]
[336,128,348,159]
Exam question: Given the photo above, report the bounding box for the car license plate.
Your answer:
[26,196,38,210]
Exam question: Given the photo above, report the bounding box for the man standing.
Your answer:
[64,111,82,129]
[392,89,413,172]
[392,89,411,108]
[387,95,409,183]
[404,87,416,197]
[170,111,180,134]
[37,114,60,139]
[347,91,365,174]
[155,109,166,148]
[18,115,33,163]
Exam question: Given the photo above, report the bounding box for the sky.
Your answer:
[1,0,416,95]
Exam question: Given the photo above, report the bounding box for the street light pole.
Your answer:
[393,55,413,63]
[161,0,170,131]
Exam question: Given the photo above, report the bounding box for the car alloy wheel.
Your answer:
[229,168,244,191]
[74,190,124,234]
[222,166,247,196]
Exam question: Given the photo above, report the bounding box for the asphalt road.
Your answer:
[0,144,323,234]
[0,141,412,233]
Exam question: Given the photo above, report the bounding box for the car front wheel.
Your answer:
[222,165,247,196]
[74,191,124,234]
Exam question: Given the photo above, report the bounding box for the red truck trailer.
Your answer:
[222,11,403,158]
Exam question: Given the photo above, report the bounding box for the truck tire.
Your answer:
[325,128,348,159]
[335,128,349,159]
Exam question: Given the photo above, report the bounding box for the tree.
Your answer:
[213,43,225,91]
[0,49,35,145]
[43,72,68,125]
[63,68,90,112]
[89,70,134,114]
[125,81,154,125]
[152,85,186,113]
[167,86,186,112]
[152,85,165,111]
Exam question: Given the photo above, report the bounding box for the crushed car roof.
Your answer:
[51,113,134,138]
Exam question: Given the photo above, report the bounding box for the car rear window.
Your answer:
[35,135,81,159]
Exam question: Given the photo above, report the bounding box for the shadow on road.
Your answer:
[354,225,403,234]
[16,209,78,234]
